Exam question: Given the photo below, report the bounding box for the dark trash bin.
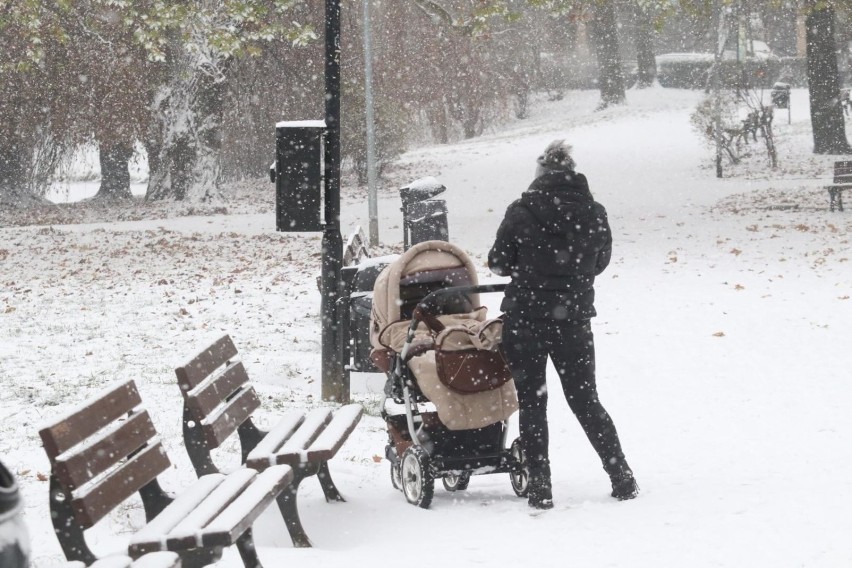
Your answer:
[343,256,398,372]
[273,121,325,232]
[0,459,31,568]
[399,177,448,249]
[771,82,790,109]
[350,292,376,371]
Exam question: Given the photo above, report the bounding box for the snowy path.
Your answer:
[3,87,851,568]
[341,87,852,567]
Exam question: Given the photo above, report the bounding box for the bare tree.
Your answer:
[590,0,626,108]
[804,2,852,154]
[633,2,657,88]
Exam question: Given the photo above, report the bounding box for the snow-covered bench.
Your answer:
[175,335,363,548]
[827,160,852,212]
[40,380,293,568]
[62,552,180,568]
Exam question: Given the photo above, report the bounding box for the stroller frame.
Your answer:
[384,283,529,508]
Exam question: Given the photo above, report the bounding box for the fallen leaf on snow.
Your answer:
[712,331,726,337]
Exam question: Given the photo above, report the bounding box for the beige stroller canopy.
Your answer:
[370,240,480,351]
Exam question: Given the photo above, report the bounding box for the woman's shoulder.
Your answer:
[504,197,532,217]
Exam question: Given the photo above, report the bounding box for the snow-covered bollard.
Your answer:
[399,177,449,249]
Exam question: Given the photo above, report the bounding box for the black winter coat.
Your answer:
[487,170,612,321]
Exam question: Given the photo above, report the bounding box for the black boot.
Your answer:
[528,465,554,510]
[609,466,639,501]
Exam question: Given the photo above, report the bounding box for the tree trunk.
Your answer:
[0,129,47,208]
[94,140,134,200]
[805,6,852,154]
[428,100,449,144]
[144,132,168,199]
[634,4,656,88]
[0,135,27,199]
[462,112,480,139]
[146,39,224,203]
[590,0,626,108]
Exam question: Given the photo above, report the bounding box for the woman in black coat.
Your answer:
[488,140,638,510]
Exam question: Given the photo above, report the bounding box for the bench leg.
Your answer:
[176,547,223,568]
[49,476,96,566]
[236,527,263,568]
[275,482,312,548]
[316,462,346,503]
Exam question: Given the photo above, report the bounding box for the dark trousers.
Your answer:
[501,316,627,476]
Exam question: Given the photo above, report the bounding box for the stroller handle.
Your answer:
[410,283,507,333]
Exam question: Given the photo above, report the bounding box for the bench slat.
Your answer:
[246,408,332,469]
[248,408,332,467]
[184,361,251,419]
[305,404,364,463]
[40,380,140,460]
[244,411,306,468]
[125,552,180,568]
[202,465,294,548]
[176,336,238,391]
[200,387,261,449]
[84,552,180,568]
[166,468,257,548]
[74,441,171,527]
[130,467,293,554]
[129,474,226,556]
[55,409,157,491]
[277,408,332,454]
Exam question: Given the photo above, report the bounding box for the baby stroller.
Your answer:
[369,240,528,508]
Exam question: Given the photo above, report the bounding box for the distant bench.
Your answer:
[175,335,363,548]
[827,160,852,212]
[40,380,293,568]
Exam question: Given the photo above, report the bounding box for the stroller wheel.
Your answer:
[509,437,529,497]
[442,472,471,492]
[390,460,403,491]
[401,446,434,508]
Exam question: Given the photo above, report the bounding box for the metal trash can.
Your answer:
[273,121,325,232]
[771,82,790,109]
[399,177,448,249]
[342,256,398,372]
[0,459,30,568]
[349,292,375,371]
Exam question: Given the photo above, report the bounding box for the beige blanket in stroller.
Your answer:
[371,240,518,431]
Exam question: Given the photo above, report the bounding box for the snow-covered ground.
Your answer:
[1,87,851,568]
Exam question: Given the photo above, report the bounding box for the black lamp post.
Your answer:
[321,0,347,403]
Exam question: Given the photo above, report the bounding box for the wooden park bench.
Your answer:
[827,160,852,212]
[40,380,294,568]
[175,335,364,548]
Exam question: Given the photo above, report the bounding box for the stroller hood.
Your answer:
[370,240,480,351]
